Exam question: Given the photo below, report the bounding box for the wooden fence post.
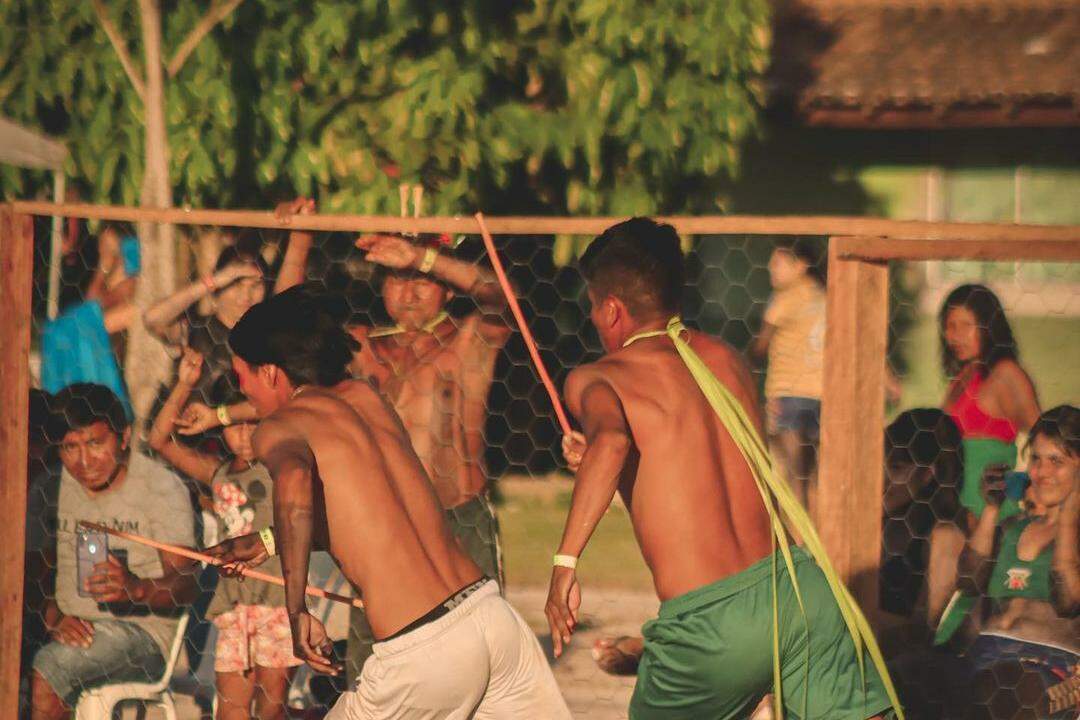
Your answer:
[0,205,33,717]
[817,237,889,613]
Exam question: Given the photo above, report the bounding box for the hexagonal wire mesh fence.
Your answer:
[6,206,1080,719]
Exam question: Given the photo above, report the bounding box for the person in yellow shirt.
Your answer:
[751,240,826,513]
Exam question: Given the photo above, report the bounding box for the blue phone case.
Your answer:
[1004,471,1030,501]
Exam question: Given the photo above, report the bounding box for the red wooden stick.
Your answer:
[474,212,573,436]
[79,521,362,608]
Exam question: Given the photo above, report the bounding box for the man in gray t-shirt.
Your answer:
[31,384,199,718]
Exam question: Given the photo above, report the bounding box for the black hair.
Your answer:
[773,238,825,284]
[1027,404,1080,458]
[579,217,685,317]
[213,234,271,280]
[229,284,360,387]
[938,284,1019,377]
[46,383,129,442]
[885,408,964,488]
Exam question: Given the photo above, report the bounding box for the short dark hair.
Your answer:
[579,217,684,317]
[884,408,964,523]
[773,238,825,284]
[47,383,129,441]
[214,235,271,280]
[229,284,359,387]
[1027,404,1080,458]
[939,284,1019,377]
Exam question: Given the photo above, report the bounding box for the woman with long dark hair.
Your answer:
[940,284,1041,520]
[142,200,315,410]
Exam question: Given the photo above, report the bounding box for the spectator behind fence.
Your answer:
[142,199,314,411]
[927,284,1043,624]
[40,223,139,416]
[880,409,964,621]
[941,283,1042,521]
[750,239,826,514]
[952,404,1080,715]
[149,349,301,718]
[30,383,198,720]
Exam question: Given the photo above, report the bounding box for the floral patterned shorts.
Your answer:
[213,604,302,673]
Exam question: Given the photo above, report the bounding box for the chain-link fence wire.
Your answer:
[17,215,1080,719]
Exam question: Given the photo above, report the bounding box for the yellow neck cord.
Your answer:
[623,316,903,719]
[368,311,450,339]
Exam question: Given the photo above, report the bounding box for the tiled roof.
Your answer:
[771,0,1080,126]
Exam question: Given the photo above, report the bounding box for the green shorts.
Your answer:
[630,547,894,720]
[345,492,503,682]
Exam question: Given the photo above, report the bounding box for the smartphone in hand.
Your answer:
[1004,471,1031,501]
[77,527,109,598]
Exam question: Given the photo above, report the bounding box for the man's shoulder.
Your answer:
[127,452,187,494]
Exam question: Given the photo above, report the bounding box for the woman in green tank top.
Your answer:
[954,405,1080,714]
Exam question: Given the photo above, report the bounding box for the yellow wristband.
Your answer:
[418,247,438,274]
[216,404,232,427]
[553,554,578,569]
[259,527,277,557]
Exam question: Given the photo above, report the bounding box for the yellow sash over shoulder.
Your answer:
[623,316,903,719]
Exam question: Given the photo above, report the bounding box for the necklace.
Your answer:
[290,385,308,400]
[369,311,450,339]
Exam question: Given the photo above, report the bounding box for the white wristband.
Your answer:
[259,527,277,557]
[553,554,578,569]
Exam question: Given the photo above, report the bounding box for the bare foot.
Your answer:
[591,635,644,676]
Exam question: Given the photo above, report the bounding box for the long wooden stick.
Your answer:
[475,212,573,436]
[10,201,1080,241]
[79,521,363,608]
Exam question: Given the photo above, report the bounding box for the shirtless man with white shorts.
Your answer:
[207,286,568,719]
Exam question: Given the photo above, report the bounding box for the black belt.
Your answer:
[381,577,489,642]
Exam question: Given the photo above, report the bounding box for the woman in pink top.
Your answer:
[927,284,1041,625]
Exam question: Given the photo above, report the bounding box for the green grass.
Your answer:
[896,314,1080,415]
[498,479,653,590]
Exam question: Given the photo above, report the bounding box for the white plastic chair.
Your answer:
[74,612,190,720]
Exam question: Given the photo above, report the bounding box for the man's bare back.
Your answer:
[566,328,773,600]
[258,378,482,638]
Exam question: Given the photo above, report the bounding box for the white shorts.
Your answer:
[326,580,570,720]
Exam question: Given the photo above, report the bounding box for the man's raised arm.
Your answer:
[545,366,632,656]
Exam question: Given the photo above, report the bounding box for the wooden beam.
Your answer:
[817,238,889,613]
[834,236,1080,263]
[0,206,33,718]
[9,201,1080,241]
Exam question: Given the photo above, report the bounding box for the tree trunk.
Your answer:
[126,0,176,436]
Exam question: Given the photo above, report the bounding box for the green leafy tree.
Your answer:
[1,0,768,414]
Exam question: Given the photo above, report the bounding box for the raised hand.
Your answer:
[355,234,422,270]
[275,197,316,223]
[176,347,204,387]
[175,402,219,435]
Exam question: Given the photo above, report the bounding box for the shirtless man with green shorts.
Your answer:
[546,217,900,719]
